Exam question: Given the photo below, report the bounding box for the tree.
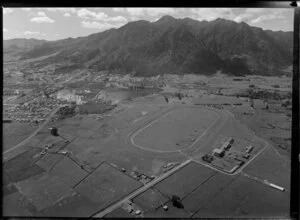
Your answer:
[171,195,184,209]
[49,127,59,136]
[177,93,182,100]
[164,95,169,103]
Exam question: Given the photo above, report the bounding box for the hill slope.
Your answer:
[4,16,293,76]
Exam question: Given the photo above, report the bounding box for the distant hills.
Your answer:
[4,15,293,76]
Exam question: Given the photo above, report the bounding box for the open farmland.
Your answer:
[74,162,142,212]
[3,191,33,216]
[3,66,292,218]
[35,153,64,172]
[4,148,45,183]
[192,174,289,218]
[182,172,235,215]
[39,191,100,217]
[153,162,216,199]
[3,93,291,218]
[242,146,290,189]
[138,156,289,218]
[3,122,38,151]
[132,107,218,152]
[132,188,169,212]
[14,172,76,212]
[47,156,89,188]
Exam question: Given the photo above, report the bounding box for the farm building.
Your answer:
[213,148,225,157]
[246,145,254,153]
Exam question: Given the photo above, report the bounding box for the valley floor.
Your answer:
[3,73,292,218]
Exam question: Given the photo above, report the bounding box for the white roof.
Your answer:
[213,148,223,153]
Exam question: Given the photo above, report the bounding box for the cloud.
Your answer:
[37,11,46,17]
[22,31,46,36]
[20,8,76,14]
[112,8,126,12]
[81,21,117,30]
[46,8,77,13]
[232,8,267,23]
[190,8,235,21]
[3,28,8,32]
[78,9,128,29]
[108,16,128,23]
[145,8,178,17]
[30,16,55,23]
[125,8,145,16]
[125,8,178,17]
[3,8,13,14]
[233,13,253,23]
[130,16,140,21]
[28,10,55,23]
[232,8,286,24]
[77,8,108,20]
[244,8,266,14]
[189,8,286,24]
[64,13,71,17]
[13,31,47,39]
[250,13,284,24]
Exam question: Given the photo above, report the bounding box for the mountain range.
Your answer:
[4,15,293,76]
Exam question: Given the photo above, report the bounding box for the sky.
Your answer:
[3,7,294,41]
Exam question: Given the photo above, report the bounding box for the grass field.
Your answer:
[132,188,169,212]
[133,107,217,152]
[48,156,89,188]
[182,172,235,215]
[153,162,216,199]
[243,147,290,189]
[193,174,289,218]
[227,103,291,157]
[15,172,75,212]
[3,122,38,151]
[3,171,18,197]
[35,153,64,172]
[4,148,44,183]
[39,192,99,217]
[52,105,185,176]
[74,162,142,212]
[141,152,289,218]
[3,191,33,216]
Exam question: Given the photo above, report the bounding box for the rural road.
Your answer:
[92,159,192,218]
[3,105,65,157]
